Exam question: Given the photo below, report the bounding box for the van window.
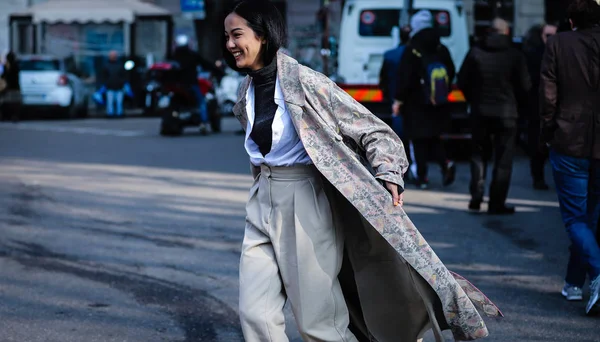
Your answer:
[358,9,451,37]
[19,60,60,71]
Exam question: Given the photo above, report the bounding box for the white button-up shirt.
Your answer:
[244,77,312,166]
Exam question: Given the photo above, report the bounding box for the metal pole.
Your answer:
[400,0,414,27]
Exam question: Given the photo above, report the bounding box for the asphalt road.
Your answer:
[0,116,598,342]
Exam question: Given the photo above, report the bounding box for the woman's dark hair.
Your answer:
[221,0,287,71]
[568,0,600,29]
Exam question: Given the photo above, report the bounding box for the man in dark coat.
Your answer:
[393,10,456,189]
[103,50,127,118]
[539,0,600,315]
[524,23,557,190]
[458,18,531,215]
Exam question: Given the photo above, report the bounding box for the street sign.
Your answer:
[181,0,206,19]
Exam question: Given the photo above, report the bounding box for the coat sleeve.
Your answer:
[328,80,409,192]
[539,37,558,145]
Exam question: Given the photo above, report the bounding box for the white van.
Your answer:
[336,0,471,142]
[337,0,469,105]
[338,0,469,85]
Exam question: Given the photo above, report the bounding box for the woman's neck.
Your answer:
[248,57,277,86]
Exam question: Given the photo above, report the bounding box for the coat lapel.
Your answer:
[232,77,251,130]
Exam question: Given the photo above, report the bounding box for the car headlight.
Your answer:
[158,96,171,108]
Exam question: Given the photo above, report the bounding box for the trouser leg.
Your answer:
[489,121,517,208]
[469,119,492,203]
[550,150,600,282]
[529,119,547,183]
[106,90,115,116]
[239,179,288,342]
[115,90,124,116]
[412,138,430,182]
[270,172,357,342]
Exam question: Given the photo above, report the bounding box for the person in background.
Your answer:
[379,25,415,183]
[458,18,531,215]
[0,51,21,122]
[173,34,220,135]
[540,0,600,315]
[393,10,457,190]
[103,50,126,118]
[524,23,557,190]
[379,25,411,103]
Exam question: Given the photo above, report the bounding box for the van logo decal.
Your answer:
[360,11,376,25]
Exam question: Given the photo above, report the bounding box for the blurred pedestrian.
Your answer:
[524,23,557,190]
[103,50,126,118]
[173,34,219,134]
[379,24,416,183]
[393,10,457,189]
[379,25,411,104]
[458,18,531,215]
[224,0,499,341]
[540,0,600,315]
[0,51,22,123]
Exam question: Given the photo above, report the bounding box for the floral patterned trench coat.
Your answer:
[233,51,502,342]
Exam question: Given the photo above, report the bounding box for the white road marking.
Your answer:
[0,123,146,137]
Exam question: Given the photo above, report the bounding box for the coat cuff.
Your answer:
[376,172,405,194]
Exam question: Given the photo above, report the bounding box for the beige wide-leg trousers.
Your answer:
[239,164,358,342]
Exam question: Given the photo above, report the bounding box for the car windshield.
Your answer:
[19,60,60,71]
[358,9,451,37]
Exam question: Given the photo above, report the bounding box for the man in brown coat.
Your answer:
[540,0,600,315]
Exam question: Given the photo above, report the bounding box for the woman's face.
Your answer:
[224,13,265,71]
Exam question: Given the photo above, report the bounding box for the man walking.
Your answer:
[103,50,126,118]
[380,25,415,182]
[393,10,456,189]
[524,23,557,190]
[458,18,531,214]
[540,0,600,315]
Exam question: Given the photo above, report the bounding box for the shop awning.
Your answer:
[13,0,170,24]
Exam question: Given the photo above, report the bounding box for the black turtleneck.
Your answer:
[248,58,278,156]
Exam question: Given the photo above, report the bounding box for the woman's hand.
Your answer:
[385,181,404,207]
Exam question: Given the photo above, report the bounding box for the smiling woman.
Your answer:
[223,1,501,341]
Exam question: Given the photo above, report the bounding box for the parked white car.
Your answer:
[18,55,89,118]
